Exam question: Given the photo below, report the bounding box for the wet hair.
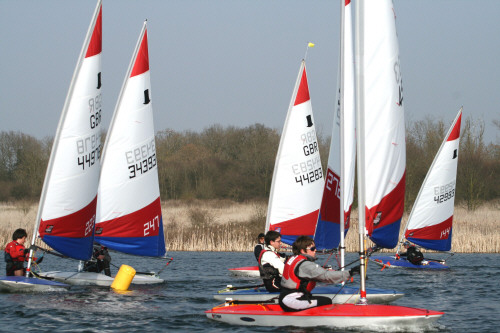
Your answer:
[12,228,27,241]
[265,230,281,246]
[292,236,315,255]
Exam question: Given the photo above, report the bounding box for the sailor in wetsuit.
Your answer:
[399,241,424,265]
[83,245,112,276]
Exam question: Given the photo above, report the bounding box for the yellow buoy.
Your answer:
[111,264,136,291]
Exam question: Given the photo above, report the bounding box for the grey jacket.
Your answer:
[281,254,351,290]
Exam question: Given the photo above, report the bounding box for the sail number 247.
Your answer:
[144,215,160,236]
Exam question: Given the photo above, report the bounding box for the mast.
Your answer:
[338,0,346,273]
[354,0,367,302]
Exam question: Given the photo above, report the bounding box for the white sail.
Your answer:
[265,60,324,245]
[95,21,165,257]
[29,0,102,263]
[315,0,356,252]
[357,0,406,250]
[403,108,462,252]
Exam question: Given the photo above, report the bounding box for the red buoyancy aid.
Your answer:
[5,241,26,262]
[282,255,316,292]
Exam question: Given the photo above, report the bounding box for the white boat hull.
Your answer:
[206,303,443,329]
[38,271,164,286]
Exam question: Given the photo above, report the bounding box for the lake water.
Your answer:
[1,251,499,332]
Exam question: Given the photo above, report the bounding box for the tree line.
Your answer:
[0,117,498,210]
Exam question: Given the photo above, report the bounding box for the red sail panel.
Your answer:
[85,5,102,58]
[95,197,161,238]
[131,29,150,77]
[294,68,310,106]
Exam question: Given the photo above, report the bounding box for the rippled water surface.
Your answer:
[1,252,499,332]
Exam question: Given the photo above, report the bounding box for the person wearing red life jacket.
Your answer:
[4,228,29,276]
[279,236,360,312]
[258,230,286,292]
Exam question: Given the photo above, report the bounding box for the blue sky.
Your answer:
[1,0,498,143]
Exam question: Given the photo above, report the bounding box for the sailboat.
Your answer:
[38,22,167,286]
[371,108,462,269]
[0,0,103,292]
[223,1,402,305]
[206,1,444,328]
[228,57,324,278]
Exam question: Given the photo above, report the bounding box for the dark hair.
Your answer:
[12,228,27,241]
[256,233,265,242]
[265,230,281,246]
[292,236,314,255]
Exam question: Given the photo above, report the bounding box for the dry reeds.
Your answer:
[1,200,498,253]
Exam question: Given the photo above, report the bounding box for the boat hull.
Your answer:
[206,303,443,328]
[228,266,260,278]
[0,276,69,292]
[214,285,403,304]
[370,256,449,270]
[38,271,164,286]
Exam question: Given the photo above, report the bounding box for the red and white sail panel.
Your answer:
[36,0,102,260]
[405,109,462,251]
[266,61,324,245]
[95,22,165,257]
[315,0,356,250]
[359,0,406,249]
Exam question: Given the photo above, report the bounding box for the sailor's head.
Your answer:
[257,233,265,243]
[403,241,411,249]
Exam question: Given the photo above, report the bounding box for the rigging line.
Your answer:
[322,251,335,268]
[157,257,173,275]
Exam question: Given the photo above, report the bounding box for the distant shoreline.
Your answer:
[1,200,499,253]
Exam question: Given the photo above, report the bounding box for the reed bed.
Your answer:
[0,200,498,253]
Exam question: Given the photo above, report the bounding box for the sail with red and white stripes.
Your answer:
[404,109,462,251]
[33,0,102,260]
[315,0,356,251]
[359,0,406,249]
[95,22,165,257]
[265,61,324,245]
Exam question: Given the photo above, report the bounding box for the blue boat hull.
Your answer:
[370,256,449,270]
[214,285,404,304]
[0,276,69,292]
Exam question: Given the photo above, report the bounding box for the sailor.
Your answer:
[399,241,424,265]
[253,232,266,262]
[258,230,286,292]
[4,228,29,276]
[279,235,360,312]
[83,245,112,276]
